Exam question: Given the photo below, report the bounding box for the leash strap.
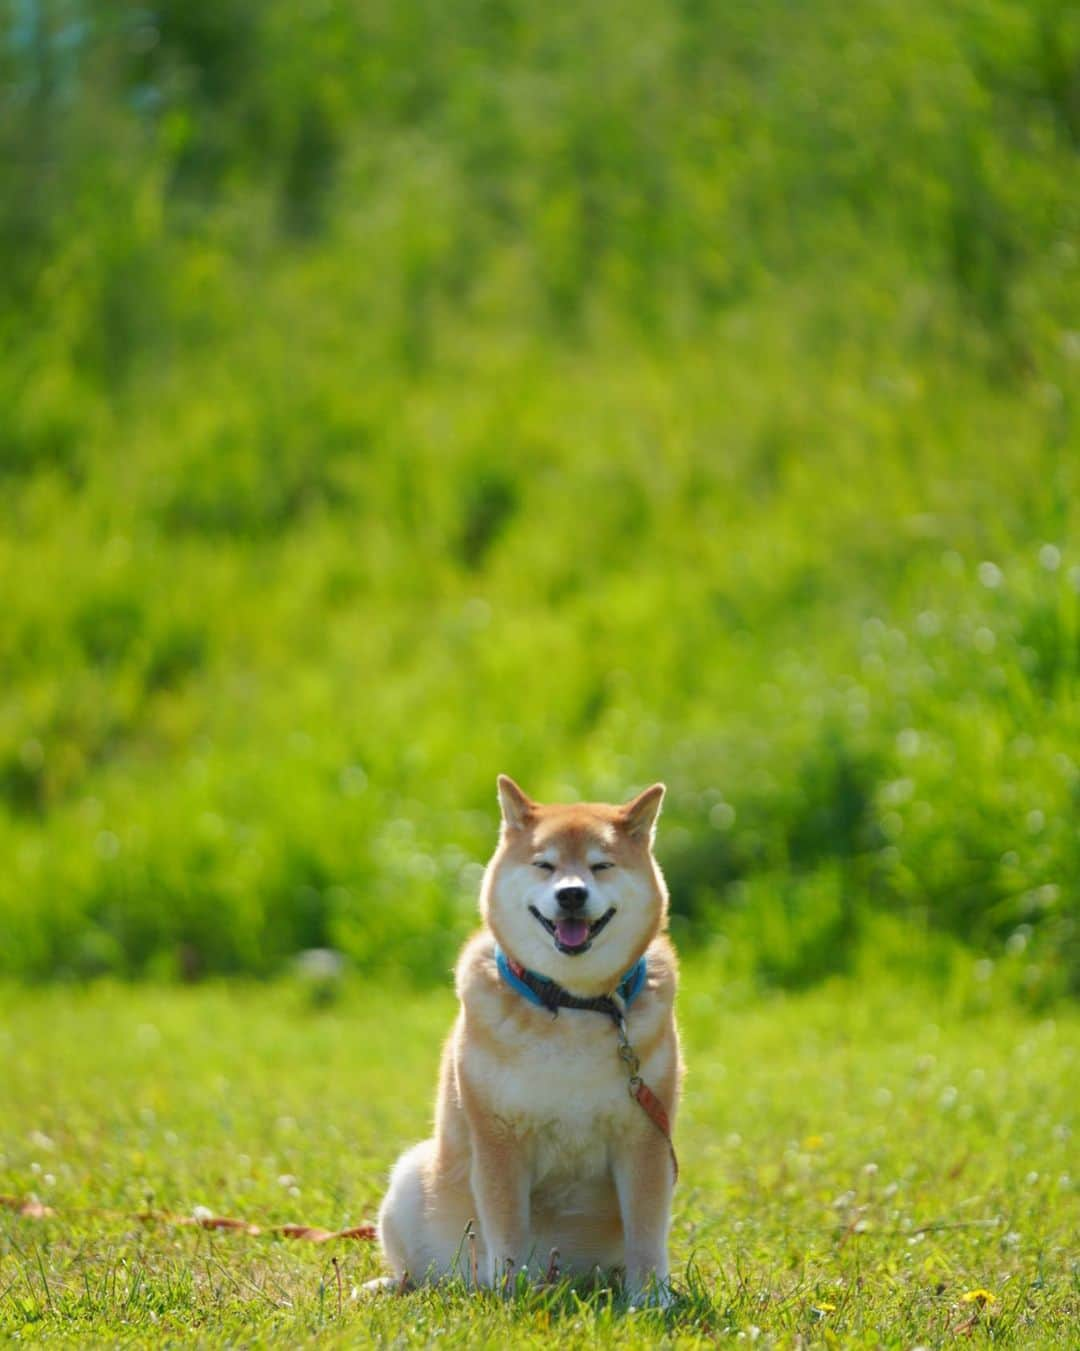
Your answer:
[0,1193,376,1241]
[613,1001,680,1184]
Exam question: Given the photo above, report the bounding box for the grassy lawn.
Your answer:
[1,966,1076,1347]
[4,5,1078,1345]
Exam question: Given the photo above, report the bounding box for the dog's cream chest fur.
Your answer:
[455,944,675,1191]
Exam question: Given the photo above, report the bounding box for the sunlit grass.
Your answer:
[1,967,1076,1345]
[2,6,1077,1342]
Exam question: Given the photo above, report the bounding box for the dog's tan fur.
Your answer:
[376,776,683,1300]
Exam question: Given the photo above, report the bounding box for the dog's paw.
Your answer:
[360,1274,412,1297]
[627,1277,676,1310]
[360,1276,396,1296]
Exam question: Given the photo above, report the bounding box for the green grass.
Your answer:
[2,0,1079,991]
[4,5,1078,1342]
[2,967,1077,1346]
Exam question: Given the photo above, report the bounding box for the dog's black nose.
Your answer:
[555,884,588,911]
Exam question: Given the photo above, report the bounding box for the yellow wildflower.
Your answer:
[960,1289,996,1305]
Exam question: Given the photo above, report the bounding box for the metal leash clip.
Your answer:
[613,1008,643,1097]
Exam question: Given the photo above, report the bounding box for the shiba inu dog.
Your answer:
[375,776,682,1302]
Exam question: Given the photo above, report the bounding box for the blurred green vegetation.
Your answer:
[1,0,1078,994]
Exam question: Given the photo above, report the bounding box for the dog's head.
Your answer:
[480,775,668,994]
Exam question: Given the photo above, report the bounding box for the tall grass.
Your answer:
[1,0,1078,994]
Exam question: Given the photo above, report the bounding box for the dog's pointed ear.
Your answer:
[620,783,665,841]
[497,775,535,831]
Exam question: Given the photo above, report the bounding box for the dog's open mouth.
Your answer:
[528,905,616,955]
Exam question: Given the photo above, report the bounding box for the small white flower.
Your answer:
[95,831,121,860]
[339,765,368,796]
[1039,544,1061,571]
[977,561,1003,588]
[709,802,736,830]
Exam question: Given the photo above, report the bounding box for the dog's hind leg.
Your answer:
[377,1138,478,1287]
[377,1140,430,1282]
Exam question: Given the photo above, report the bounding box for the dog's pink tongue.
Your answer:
[555,917,590,949]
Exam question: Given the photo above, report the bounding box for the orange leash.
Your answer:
[612,1010,679,1184]
[0,1193,375,1242]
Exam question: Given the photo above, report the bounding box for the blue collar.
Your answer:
[495,944,647,1014]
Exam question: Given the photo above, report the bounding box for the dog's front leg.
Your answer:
[468,1124,531,1289]
[612,1126,675,1304]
